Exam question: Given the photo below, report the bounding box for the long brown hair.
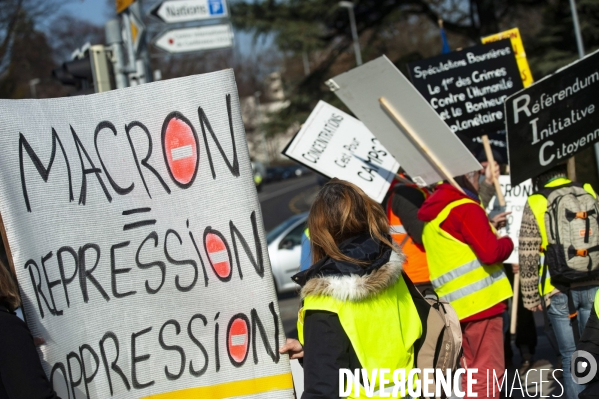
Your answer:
[308,178,395,265]
[0,261,20,311]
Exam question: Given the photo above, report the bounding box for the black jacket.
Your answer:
[390,184,427,246]
[292,235,404,399]
[0,305,61,399]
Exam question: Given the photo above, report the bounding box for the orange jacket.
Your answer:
[386,185,431,284]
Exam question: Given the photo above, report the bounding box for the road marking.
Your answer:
[258,177,317,202]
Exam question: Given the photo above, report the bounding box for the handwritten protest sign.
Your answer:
[487,176,533,264]
[0,71,293,398]
[283,101,399,203]
[326,56,481,187]
[506,49,599,185]
[408,40,523,142]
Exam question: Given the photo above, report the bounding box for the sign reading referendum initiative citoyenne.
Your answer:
[408,39,523,140]
[506,49,599,186]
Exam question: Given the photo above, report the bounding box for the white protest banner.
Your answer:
[326,55,482,187]
[0,71,293,398]
[487,176,534,264]
[283,101,399,203]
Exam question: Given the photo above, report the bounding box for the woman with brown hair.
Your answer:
[0,260,61,399]
[289,179,422,399]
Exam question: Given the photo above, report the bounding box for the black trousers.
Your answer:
[504,264,538,361]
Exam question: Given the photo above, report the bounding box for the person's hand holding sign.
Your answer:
[483,160,500,186]
[279,338,304,359]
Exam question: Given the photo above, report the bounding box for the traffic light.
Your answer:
[52,45,113,95]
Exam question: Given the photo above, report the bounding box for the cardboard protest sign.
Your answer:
[505,49,599,185]
[283,101,399,203]
[487,176,533,264]
[408,40,523,142]
[326,55,481,187]
[482,28,534,88]
[0,71,293,398]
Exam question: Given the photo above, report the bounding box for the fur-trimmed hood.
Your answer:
[292,234,405,302]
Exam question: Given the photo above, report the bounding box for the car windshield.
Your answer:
[266,214,306,245]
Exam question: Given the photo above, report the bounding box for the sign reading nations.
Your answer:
[408,39,523,140]
[0,71,293,398]
[506,49,599,185]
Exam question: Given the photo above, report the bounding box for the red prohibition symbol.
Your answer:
[161,111,200,188]
[204,230,233,281]
[227,314,250,367]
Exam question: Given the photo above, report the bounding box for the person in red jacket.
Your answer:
[418,172,513,398]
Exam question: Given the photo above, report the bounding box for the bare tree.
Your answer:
[0,0,73,75]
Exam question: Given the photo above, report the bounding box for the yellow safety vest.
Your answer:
[422,198,513,320]
[527,178,597,295]
[594,289,599,318]
[298,275,422,398]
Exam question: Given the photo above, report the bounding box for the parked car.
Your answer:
[265,167,285,183]
[266,212,308,294]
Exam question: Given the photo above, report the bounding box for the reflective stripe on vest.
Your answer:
[422,198,513,320]
[298,274,421,398]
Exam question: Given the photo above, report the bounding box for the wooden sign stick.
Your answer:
[481,135,506,207]
[567,157,577,181]
[510,273,520,335]
[379,97,465,194]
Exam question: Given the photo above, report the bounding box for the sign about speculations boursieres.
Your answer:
[283,101,399,203]
[0,71,293,398]
[408,39,523,139]
[506,49,599,185]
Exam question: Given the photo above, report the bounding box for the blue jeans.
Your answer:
[547,286,599,399]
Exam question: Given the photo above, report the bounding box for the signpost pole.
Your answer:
[568,0,596,180]
[379,97,465,193]
[481,135,506,207]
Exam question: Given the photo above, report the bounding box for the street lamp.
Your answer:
[339,1,362,66]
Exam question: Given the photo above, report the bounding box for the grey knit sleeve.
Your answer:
[478,180,496,209]
[518,201,543,309]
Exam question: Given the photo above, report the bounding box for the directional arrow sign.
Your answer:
[151,0,228,23]
[154,24,233,54]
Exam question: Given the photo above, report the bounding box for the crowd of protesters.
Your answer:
[2,161,599,399]
[279,159,599,399]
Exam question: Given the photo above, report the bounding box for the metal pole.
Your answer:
[568,0,597,178]
[302,50,310,76]
[29,78,40,98]
[569,0,585,59]
[130,0,151,84]
[347,6,362,66]
[105,19,129,89]
[254,91,270,166]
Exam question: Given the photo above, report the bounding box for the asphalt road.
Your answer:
[258,174,320,231]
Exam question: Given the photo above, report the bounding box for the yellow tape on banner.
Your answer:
[142,373,294,399]
[482,27,534,87]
